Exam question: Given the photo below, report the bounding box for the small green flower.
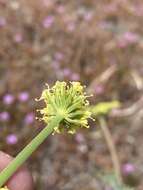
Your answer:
[38,81,91,134]
[0,81,92,188]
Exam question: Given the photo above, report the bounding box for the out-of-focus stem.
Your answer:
[99,116,122,184]
[0,115,63,188]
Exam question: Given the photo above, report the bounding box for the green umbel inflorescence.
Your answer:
[0,81,92,188]
[38,81,91,134]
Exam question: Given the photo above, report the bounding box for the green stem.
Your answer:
[0,115,63,187]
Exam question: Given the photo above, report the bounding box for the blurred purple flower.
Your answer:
[42,16,54,28]
[83,12,93,21]
[14,33,23,43]
[104,4,117,13]
[105,187,113,190]
[123,32,139,43]
[70,73,80,81]
[117,40,127,48]
[118,32,139,48]
[52,60,60,70]
[0,112,10,121]
[75,133,85,143]
[54,52,64,61]
[0,17,6,27]
[94,85,104,95]
[67,22,76,32]
[6,134,18,145]
[98,21,112,30]
[18,91,29,102]
[24,112,34,125]
[122,163,135,175]
[135,5,143,16]
[63,68,71,77]
[3,94,14,105]
[56,5,65,14]
[42,0,52,7]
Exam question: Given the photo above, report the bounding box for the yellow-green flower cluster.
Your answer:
[38,81,91,134]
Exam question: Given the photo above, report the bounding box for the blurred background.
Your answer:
[0,0,143,189]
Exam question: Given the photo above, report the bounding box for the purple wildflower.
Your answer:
[117,32,139,48]
[14,33,23,43]
[6,134,18,145]
[42,16,54,28]
[52,60,60,70]
[104,4,117,13]
[0,17,6,27]
[75,133,85,143]
[18,91,29,102]
[54,52,64,61]
[98,21,112,30]
[117,39,127,48]
[123,32,139,43]
[67,22,76,32]
[3,94,14,105]
[0,112,10,121]
[56,5,65,14]
[70,73,80,81]
[83,12,93,21]
[135,5,143,16]
[63,68,71,77]
[94,85,104,95]
[105,187,113,190]
[42,0,52,7]
[24,112,34,125]
[122,163,135,175]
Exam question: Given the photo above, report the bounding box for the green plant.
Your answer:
[0,81,91,188]
[89,101,122,183]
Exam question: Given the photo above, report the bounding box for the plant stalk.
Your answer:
[0,115,63,187]
[99,116,122,184]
